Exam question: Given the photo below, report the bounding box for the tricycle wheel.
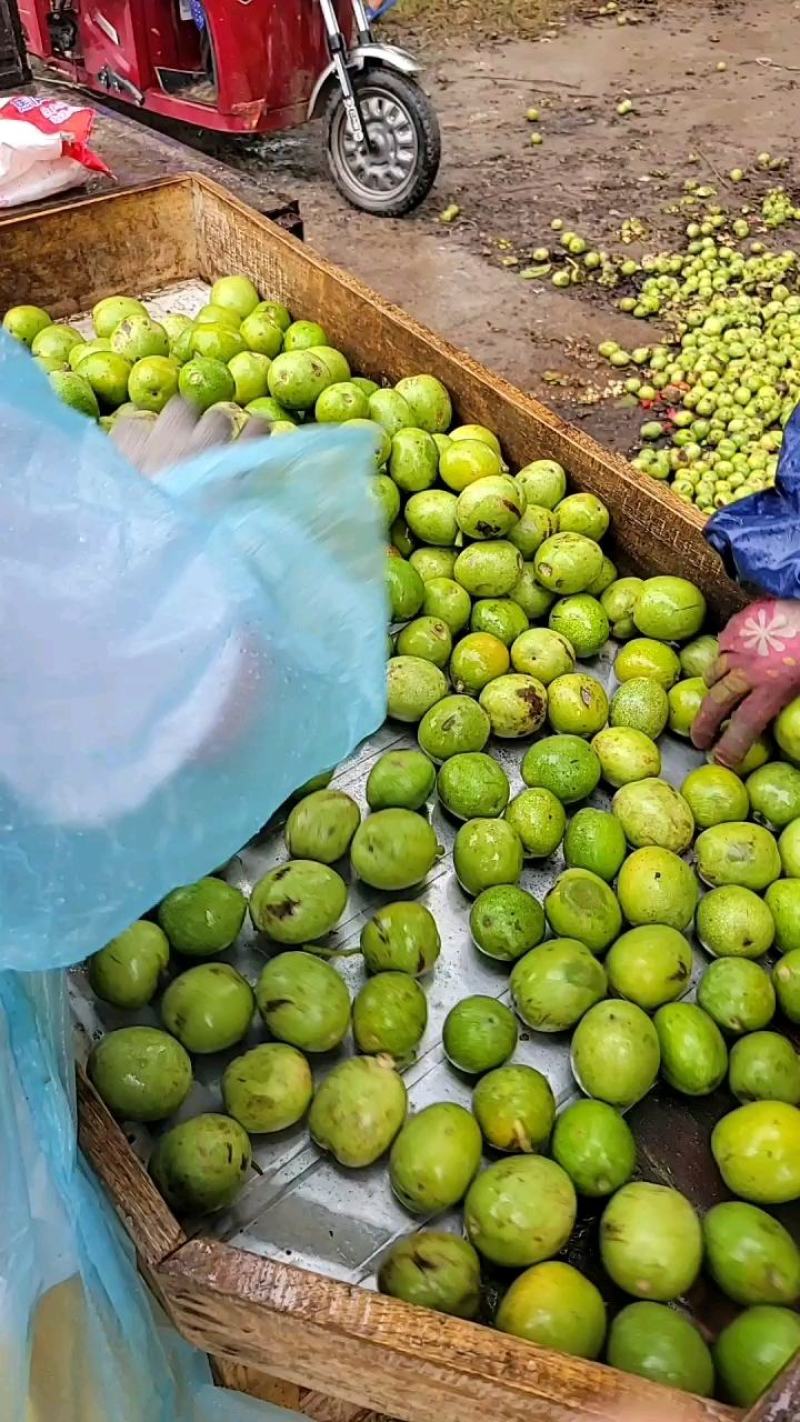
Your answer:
[326,69,440,216]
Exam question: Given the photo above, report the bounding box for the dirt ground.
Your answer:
[184,0,800,456]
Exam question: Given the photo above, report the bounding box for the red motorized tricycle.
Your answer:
[15,0,441,213]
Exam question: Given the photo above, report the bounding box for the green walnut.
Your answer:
[309,1055,407,1167]
[390,1102,482,1214]
[88,1026,192,1122]
[256,951,350,1052]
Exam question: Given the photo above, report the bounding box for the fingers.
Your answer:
[112,397,203,475]
[703,651,730,688]
[111,397,271,478]
[110,413,157,470]
[239,415,271,441]
[190,404,241,454]
[713,683,791,769]
[690,666,752,750]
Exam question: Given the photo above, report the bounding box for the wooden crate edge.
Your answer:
[156,1237,736,1422]
[77,1067,185,1269]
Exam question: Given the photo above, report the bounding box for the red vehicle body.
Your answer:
[17,0,354,133]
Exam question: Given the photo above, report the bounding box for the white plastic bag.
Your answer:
[0,94,110,207]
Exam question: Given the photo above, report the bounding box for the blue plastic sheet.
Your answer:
[705,402,800,598]
[0,331,386,1420]
[366,0,400,20]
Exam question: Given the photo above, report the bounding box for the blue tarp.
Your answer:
[0,330,386,1421]
[706,402,800,598]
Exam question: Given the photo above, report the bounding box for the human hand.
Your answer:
[111,395,266,475]
[691,598,800,768]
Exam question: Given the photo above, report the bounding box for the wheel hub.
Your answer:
[339,90,419,197]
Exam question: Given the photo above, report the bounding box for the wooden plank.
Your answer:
[158,1239,735,1422]
[213,1363,391,1422]
[743,1358,800,1422]
[211,1360,305,1411]
[0,177,198,318]
[77,1068,185,1269]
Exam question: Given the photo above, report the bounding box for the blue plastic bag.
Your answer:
[705,402,800,598]
[366,0,400,19]
[0,332,386,1420]
[0,334,386,969]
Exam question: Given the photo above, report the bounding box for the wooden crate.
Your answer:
[2,176,793,1422]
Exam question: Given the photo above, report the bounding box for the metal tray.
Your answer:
[70,637,714,1292]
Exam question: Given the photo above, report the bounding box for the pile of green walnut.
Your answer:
[2,274,410,439]
[81,351,800,1410]
[533,186,800,514]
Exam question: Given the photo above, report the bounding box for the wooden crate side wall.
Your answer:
[0,180,198,316]
[159,1240,735,1422]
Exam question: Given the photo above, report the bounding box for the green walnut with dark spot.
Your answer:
[351,809,443,890]
[256,951,350,1052]
[729,1031,800,1105]
[571,1001,660,1108]
[511,939,607,1033]
[361,901,441,976]
[472,1064,555,1153]
[551,1099,636,1197]
[654,1002,728,1096]
[437,752,510,820]
[386,655,447,722]
[352,972,428,1064]
[161,962,255,1053]
[696,822,782,892]
[442,995,517,1074]
[613,778,694,855]
[150,1113,251,1214]
[453,817,523,896]
[222,1043,313,1132]
[469,885,545,962]
[606,926,692,1012]
[697,957,776,1035]
[378,1232,481,1318]
[465,1156,577,1268]
[703,1201,800,1307]
[521,734,601,804]
[544,868,622,955]
[284,789,360,863]
[600,1182,702,1301]
[504,788,566,858]
[250,860,348,943]
[89,920,169,1008]
[366,749,436,811]
[417,694,491,763]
